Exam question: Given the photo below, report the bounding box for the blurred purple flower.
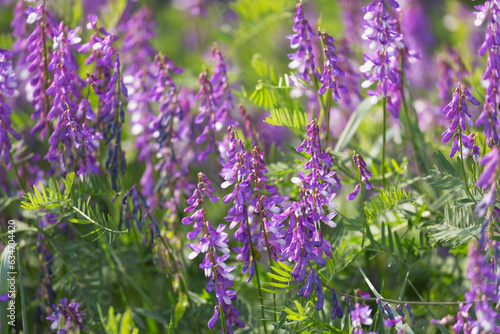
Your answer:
[46,298,86,334]
[350,303,373,328]
[288,3,320,83]
[475,147,499,217]
[0,49,21,168]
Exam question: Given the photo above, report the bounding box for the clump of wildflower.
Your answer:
[475,147,499,217]
[0,49,21,168]
[274,120,337,306]
[25,4,57,138]
[288,3,320,83]
[46,298,86,333]
[474,1,500,145]
[195,48,233,161]
[317,32,347,101]
[440,85,480,158]
[183,173,244,332]
[346,154,373,200]
[221,127,284,280]
[360,0,410,118]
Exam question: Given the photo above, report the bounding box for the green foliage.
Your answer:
[365,188,411,224]
[21,173,127,239]
[103,307,139,334]
[236,54,309,133]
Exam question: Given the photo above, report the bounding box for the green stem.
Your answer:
[245,215,267,334]
[459,127,476,204]
[359,179,366,248]
[9,151,26,193]
[325,89,333,147]
[382,97,387,187]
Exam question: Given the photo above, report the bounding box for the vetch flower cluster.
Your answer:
[440,85,480,159]
[359,0,405,117]
[46,298,86,334]
[475,147,499,217]
[317,32,348,101]
[195,48,233,162]
[0,49,21,168]
[474,0,500,145]
[288,3,320,83]
[183,173,244,333]
[346,154,373,200]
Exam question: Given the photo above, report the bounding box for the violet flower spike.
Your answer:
[0,49,22,168]
[183,172,244,332]
[288,3,320,83]
[317,32,347,101]
[474,1,500,145]
[359,0,406,118]
[195,48,233,161]
[347,154,373,200]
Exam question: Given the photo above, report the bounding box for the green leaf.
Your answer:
[335,97,373,152]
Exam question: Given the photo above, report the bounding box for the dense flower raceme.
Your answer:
[221,127,284,280]
[80,15,128,188]
[360,0,417,118]
[346,154,373,200]
[475,146,499,217]
[0,49,21,168]
[44,23,103,176]
[183,173,244,333]
[142,54,188,211]
[288,3,320,83]
[272,120,338,308]
[474,0,500,145]
[195,48,233,161]
[24,4,57,138]
[317,32,348,101]
[440,85,481,159]
[46,298,86,334]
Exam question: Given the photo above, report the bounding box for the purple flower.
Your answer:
[475,147,499,217]
[0,294,9,302]
[360,0,413,118]
[317,32,347,101]
[24,4,57,138]
[330,288,343,319]
[277,121,338,303]
[475,1,500,145]
[346,154,373,200]
[350,303,373,328]
[195,48,233,161]
[0,49,21,168]
[183,173,244,332]
[288,4,320,83]
[46,298,86,333]
[440,85,480,158]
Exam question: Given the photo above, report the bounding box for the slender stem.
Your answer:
[459,127,476,204]
[359,179,366,248]
[252,151,277,321]
[325,88,333,148]
[9,151,26,192]
[382,97,387,187]
[245,215,267,334]
[399,51,422,181]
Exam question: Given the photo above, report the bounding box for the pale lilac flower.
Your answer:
[350,303,373,328]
